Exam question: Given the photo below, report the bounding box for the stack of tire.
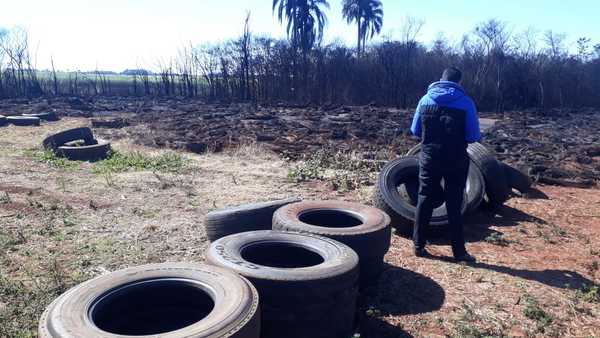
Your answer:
[39,198,392,338]
[0,111,59,127]
[42,127,111,161]
[373,142,531,235]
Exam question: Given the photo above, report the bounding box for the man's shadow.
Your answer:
[420,201,549,244]
[426,255,597,290]
[355,263,445,338]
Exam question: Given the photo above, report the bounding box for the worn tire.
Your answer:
[373,156,484,235]
[467,143,511,208]
[205,197,301,242]
[7,115,41,126]
[0,115,7,126]
[42,127,96,150]
[39,262,260,338]
[206,230,359,338]
[57,140,111,161]
[502,163,532,193]
[23,111,59,121]
[272,200,391,287]
[407,142,508,209]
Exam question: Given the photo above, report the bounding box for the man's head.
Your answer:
[441,67,462,83]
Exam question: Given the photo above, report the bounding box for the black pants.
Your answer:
[413,147,469,256]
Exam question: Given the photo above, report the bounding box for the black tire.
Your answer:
[42,127,96,150]
[407,142,508,209]
[39,262,260,338]
[57,140,111,161]
[502,162,532,193]
[206,230,359,338]
[372,156,484,235]
[23,111,59,121]
[272,200,391,287]
[205,197,301,242]
[467,143,511,208]
[0,115,7,126]
[7,116,41,126]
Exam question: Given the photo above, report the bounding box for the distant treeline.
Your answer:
[1,20,600,111]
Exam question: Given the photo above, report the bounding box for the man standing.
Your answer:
[410,67,480,262]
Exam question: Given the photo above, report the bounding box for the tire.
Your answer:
[57,140,111,161]
[205,197,301,242]
[206,230,359,338]
[43,127,96,150]
[0,115,7,126]
[502,163,532,193]
[407,142,508,209]
[272,200,391,287]
[372,156,484,235]
[39,262,260,338]
[7,115,41,126]
[23,111,59,121]
[467,143,511,208]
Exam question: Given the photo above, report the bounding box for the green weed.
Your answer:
[25,149,79,170]
[92,150,186,174]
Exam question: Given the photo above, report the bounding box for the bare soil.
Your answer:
[0,107,599,337]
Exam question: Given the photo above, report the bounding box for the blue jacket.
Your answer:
[410,81,481,143]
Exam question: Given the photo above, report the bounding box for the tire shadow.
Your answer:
[355,263,444,337]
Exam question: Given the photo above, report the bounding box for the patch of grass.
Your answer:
[484,232,511,246]
[0,191,11,204]
[574,284,599,303]
[287,147,379,190]
[92,150,186,174]
[453,302,503,338]
[24,149,80,170]
[522,295,553,333]
[0,260,83,338]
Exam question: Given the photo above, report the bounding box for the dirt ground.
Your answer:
[0,117,599,338]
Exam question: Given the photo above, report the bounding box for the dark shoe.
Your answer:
[414,247,430,258]
[454,252,476,263]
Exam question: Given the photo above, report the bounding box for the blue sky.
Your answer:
[0,0,598,71]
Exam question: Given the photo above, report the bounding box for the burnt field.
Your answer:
[0,97,599,337]
[2,96,599,188]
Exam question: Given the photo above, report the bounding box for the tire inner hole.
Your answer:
[242,242,325,268]
[89,278,214,336]
[298,209,363,228]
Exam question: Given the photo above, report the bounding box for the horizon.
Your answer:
[1,0,599,72]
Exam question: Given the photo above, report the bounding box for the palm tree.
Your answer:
[272,0,330,56]
[342,0,383,56]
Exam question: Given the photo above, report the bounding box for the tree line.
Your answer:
[1,1,600,111]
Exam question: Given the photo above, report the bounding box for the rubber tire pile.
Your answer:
[0,111,59,127]
[39,199,393,338]
[42,127,111,161]
[373,142,532,235]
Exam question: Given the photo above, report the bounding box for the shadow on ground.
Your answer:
[410,203,548,245]
[355,263,444,337]
[426,254,597,290]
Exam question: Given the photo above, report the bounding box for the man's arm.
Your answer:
[410,99,423,138]
[465,98,481,143]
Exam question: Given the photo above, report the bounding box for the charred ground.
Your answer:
[0,98,599,337]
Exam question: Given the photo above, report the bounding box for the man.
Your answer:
[410,67,480,262]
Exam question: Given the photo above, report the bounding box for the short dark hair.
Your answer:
[441,67,462,83]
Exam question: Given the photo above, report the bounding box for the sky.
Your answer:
[1,0,599,72]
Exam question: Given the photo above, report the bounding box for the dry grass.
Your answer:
[0,118,599,337]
